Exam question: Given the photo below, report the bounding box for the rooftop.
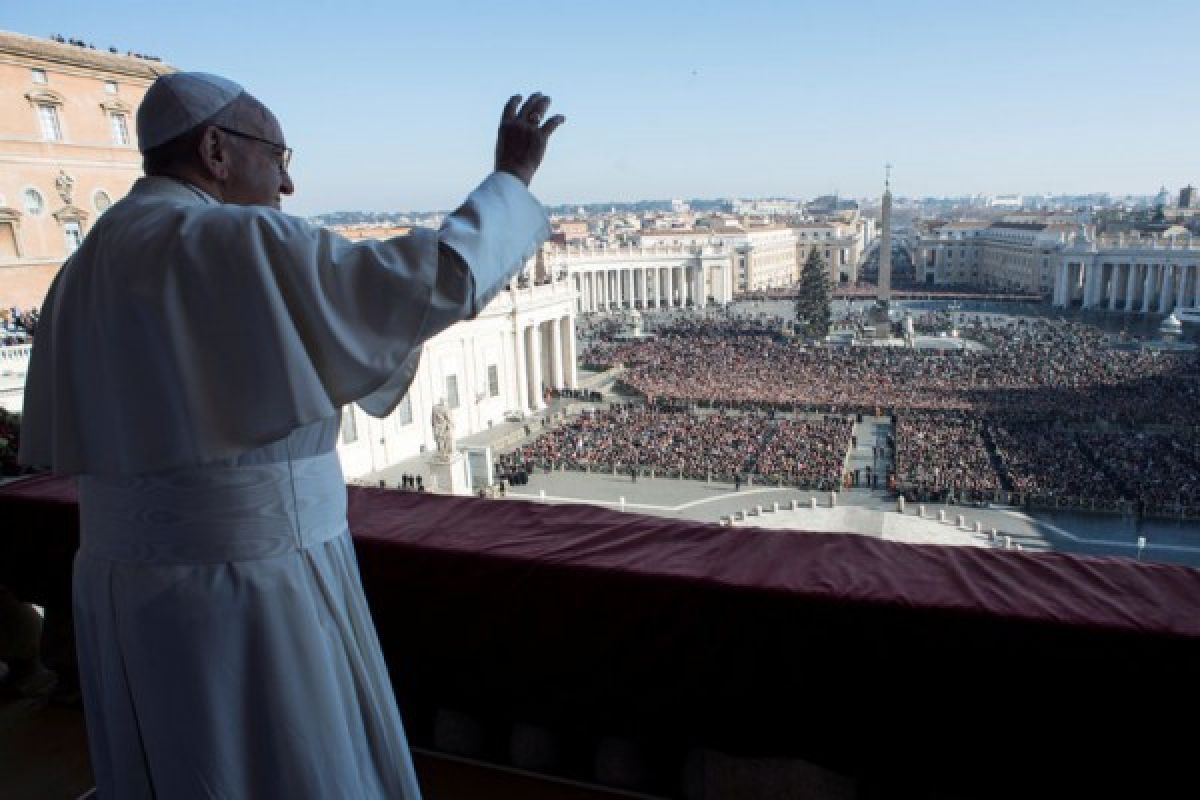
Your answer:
[0,30,174,80]
[988,221,1048,231]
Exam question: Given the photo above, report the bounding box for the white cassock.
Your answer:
[19,172,549,799]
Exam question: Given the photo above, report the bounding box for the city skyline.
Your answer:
[6,0,1198,215]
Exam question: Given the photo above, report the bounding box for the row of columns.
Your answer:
[1058,260,1200,313]
[573,265,705,313]
[513,315,577,413]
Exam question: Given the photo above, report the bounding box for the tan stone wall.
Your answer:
[0,33,161,308]
[1,262,60,308]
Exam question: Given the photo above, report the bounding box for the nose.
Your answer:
[280,167,295,196]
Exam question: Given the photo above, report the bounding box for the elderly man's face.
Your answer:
[219,98,294,210]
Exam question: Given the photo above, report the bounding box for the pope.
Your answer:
[19,72,563,799]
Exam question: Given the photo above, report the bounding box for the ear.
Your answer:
[197,126,231,181]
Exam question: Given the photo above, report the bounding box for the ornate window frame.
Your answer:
[100,99,133,146]
[0,207,25,260]
[27,89,66,142]
[100,98,131,114]
[52,204,90,226]
[25,87,65,107]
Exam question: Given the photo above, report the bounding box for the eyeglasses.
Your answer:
[215,125,292,171]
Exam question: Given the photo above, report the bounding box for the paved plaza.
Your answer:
[500,471,1200,567]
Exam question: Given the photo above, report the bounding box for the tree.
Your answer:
[795,246,832,339]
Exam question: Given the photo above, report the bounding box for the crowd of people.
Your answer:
[989,420,1109,503]
[566,314,1200,516]
[1,307,37,346]
[583,318,1200,426]
[509,405,853,489]
[891,411,1200,516]
[1078,431,1200,515]
[894,411,1000,502]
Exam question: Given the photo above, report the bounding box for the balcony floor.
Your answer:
[0,688,649,800]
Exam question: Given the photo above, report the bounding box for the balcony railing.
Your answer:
[2,476,1198,797]
[0,344,32,374]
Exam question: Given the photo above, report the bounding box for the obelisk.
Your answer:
[870,166,894,340]
[878,165,892,304]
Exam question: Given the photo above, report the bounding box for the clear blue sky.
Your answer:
[9,0,1198,214]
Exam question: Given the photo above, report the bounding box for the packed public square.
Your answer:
[502,304,1200,526]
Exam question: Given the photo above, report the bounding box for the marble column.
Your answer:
[1082,263,1096,309]
[1125,264,1139,312]
[1142,264,1156,313]
[549,318,564,390]
[562,316,577,388]
[667,267,676,307]
[1055,263,1068,306]
[527,323,544,410]
[1160,265,1176,313]
[513,324,528,413]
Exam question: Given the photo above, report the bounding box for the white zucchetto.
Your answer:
[136,72,244,152]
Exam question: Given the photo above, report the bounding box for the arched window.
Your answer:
[23,189,44,216]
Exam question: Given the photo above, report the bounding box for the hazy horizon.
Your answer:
[9,0,1198,215]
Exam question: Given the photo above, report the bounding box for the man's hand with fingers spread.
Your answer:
[495,92,565,187]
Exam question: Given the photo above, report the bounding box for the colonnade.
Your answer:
[1056,259,1200,313]
[512,314,577,413]
[572,264,706,313]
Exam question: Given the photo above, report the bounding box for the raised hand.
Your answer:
[495,92,565,187]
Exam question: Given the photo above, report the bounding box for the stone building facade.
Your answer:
[543,238,737,312]
[1054,230,1200,314]
[915,220,1073,293]
[0,30,171,308]
[335,261,578,480]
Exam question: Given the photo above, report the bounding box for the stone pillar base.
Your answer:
[428,452,470,496]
